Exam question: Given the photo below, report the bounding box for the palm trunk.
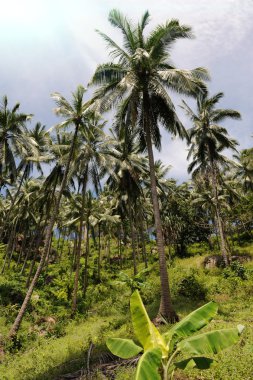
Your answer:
[0,140,5,191]
[25,229,44,288]
[71,215,83,314]
[72,175,87,314]
[140,218,148,268]
[9,122,80,338]
[20,233,30,275]
[210,163,230,266]
[17,229,27,267]
[144,117,177,322]
[117,225,123,269]
[1,168,28,242]
[83,223,90,296]
[71,232,78,273]
[1,224,16,274]
[97,223,101,281]
[130,207,138,275]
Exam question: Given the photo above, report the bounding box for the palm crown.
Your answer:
[90,9,209,149]
[182,91,241,177]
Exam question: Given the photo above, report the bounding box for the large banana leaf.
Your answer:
[106,338,143,359]
[130,291,168,356]
[174,356,214,370]
[135,347,162,380]
[178,325,244,355]
[164,301,218,343]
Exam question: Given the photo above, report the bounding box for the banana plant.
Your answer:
[106,290,244,379]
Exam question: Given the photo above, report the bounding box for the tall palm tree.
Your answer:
[90,9,208,320]
[69,116,110,314]
[106,126,148,275]
[181,91,241,265]
[0,95,33,189]
[7,123,52,216]
[9,86,94,337]
[234,148,253,193]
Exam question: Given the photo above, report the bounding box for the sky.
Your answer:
[0,0,252,182]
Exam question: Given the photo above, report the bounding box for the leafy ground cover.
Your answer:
[0,241,252,379]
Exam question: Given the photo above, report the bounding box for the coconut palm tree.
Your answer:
[106,126,148,275]
[68,116,110,314]
[90,9,208,320]
[0,95,33,189]
[181,91,241,265]
[9,86,94,338]
[234,148,253,193]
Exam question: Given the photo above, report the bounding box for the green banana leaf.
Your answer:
[164,301,218,343]
[174,356,214,370]
[130,290,168,356]
[106,337,143,359]
[178,325,244,355]
[135,347,162,380]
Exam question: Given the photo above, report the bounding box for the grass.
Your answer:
[0,239,253,379]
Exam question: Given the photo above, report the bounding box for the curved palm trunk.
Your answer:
[210,164,230,266]
[144,121,177,322]
[25,228,44,288]
[9,123,80,338]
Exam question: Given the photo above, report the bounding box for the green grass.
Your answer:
[0,316,130,380]
[0,239,253,379]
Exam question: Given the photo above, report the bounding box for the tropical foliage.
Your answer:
[0,8,252,380]
[107,290,244,379]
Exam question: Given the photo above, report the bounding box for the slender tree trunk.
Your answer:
[71,217,83,314]
[25,211,48,287]
[59,229,66,263]
[97,223,101,281]
[0,141,4,191]
[1,168,28,242]
[117,225,123,269]
[9,123,80,338]
[130,208,137,275]
[83,223,90,297]
[211,163,230,266]
[72,176,87,314]
[144,116,178,322]
[25,229,44,288]
[57,231,61,252]
[140,219,148,268]
[1,224,16,274]
[71,232,78,273]
[20,232,31,275]
[17,229,28,268]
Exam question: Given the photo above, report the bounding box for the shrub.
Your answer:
[223,261,247,280]
[177,274,206,300]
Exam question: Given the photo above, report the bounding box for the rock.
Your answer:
[203,255,225,268]
[231,254,252,263]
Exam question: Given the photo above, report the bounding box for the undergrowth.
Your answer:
[0,239,252,379]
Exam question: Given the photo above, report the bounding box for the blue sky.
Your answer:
[1,0,252,181]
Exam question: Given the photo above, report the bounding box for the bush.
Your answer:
[223,261,247,280]
[0,279,26,306]
[177,274,206,300]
